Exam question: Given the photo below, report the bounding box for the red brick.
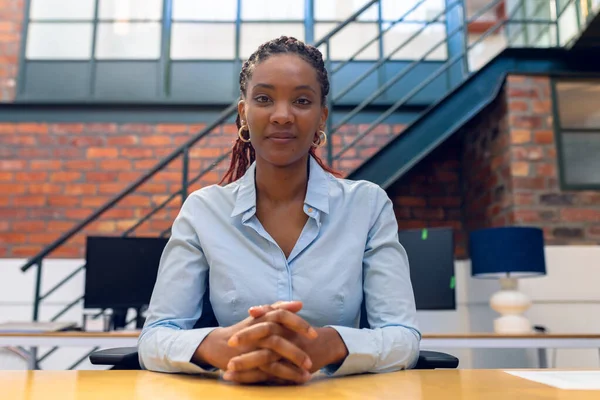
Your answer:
[514,209,540,223]
[139,183,168,194]
[84,123,118,134]
[65,209,94,219]
[119,195,149,207]
[135,160,157,170]
[0,171,12,181]
[510,116,543,129]
[509,100,529,112]
[121,148,154,158]
[50,171,81,182]
[510,129,531,144]
[64,160,96,170]
[86,172,118,182]
[120,124,155,134]
[98,183,128,194]
[15,171,48,182]
[507,75,527,84]
[189,124,207,133]
[0,135,36,145]
[88,221,117,233]
[511,146,544,161]
[429,197,461,207]
[11,245,45,257]
[507,87,539,98]
[106,136,139,146]
[0,183,26,194]
[48,196,80,207]
[561,209,600,222]
[511,162,529,177]
[394,196,427,207]
[0,123,16,134]
[13,195,46,206]
[100,160,132,170]
[118,172,142,182]
[536,163,556,177]
[532,100,551,114]
[412,208,445,220]
[513,177,546,190]
[534,130,554,144]
[50,123,85,134]
[51,246,82,258]
[17,123,48,134]
[10,221,45,235]
[514,193,535,206]
[47,221,75,232]
[30,160,62,170]
[397,220,427,229]
[81,196,111,207]
[18,148,52,158]
[87,147,118,159]
[104,209,135,219]
[0,160,26,170]
[28,183,63,195]
[157,124,188,134]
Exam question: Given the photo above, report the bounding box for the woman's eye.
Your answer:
[296,98,311,105]
[254,95,270,103]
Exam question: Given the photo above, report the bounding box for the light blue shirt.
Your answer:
[138,156,421,377]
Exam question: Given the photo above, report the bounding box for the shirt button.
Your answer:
[307,207,314,213]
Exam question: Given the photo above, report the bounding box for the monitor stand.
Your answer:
[111,308,128,331]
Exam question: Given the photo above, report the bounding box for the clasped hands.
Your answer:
[194,300,347,385]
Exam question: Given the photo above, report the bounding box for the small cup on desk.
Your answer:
[83,310,112,332]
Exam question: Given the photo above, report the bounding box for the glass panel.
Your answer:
[99,0,163,20]
[96,23,161,59]
[556,81,600,129]
[561,132,600,186]
[314,0,379,21]
[468,33,507,72]
[241,0,305,20]
[171,23,236,59]
[382,22,447,60]
[314,22,379,60]
[172,0,237,21]
[524,0,553,20]
[381,0,445,22]
[26,23,93,59]
[29,0,95,20]
[240,23,305,58]
[558,2,580,46]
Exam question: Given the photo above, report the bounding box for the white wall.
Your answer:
[1,246,600,370]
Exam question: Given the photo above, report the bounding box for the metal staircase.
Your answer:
[17,0,598,370]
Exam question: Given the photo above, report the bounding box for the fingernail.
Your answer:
[228,336,238,347]
[308,327,318,338]
[303,358,312,370]
[223,372,233,381]
[227,361,236,371]
[303,370,312,380]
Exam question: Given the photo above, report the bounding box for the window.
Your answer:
[554,79,600,189]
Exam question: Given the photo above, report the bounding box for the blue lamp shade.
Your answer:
[469,227,547,279]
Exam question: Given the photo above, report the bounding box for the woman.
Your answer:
[138,36,420,385]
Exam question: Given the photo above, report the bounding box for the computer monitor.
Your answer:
[83,236,168,311]
[398,227,456,310]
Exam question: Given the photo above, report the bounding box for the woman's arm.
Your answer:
[324,184,421,377]
[138,192,218,374]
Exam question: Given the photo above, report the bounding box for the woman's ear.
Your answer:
[237,99,246,124]
[320,105,329,131]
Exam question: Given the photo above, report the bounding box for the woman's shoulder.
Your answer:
[183,181,240,210]
[327,173,389,202]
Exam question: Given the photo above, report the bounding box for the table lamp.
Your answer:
[469,227,546,334]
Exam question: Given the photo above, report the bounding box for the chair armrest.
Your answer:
[414,350,459,369]
[89,347,141,370]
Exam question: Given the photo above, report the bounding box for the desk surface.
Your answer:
[1,370,598,400]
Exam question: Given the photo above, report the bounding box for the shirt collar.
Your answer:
[230,156,330,219]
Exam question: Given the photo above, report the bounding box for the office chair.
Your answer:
[90,291,459,370]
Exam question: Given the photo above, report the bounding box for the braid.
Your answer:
[219,36,340,185]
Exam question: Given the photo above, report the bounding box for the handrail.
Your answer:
[331,0,501,134]
[19,0,380,274]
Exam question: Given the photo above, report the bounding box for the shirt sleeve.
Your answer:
[324,184,421,377]
[138,192,218,374]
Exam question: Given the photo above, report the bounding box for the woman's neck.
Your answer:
[255,155,309,205]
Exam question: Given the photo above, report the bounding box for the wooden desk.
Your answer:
[1,369,598,399]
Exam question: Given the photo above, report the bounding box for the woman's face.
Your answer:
[238,53,328,168]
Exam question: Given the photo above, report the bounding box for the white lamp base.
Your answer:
[489,277,533,334]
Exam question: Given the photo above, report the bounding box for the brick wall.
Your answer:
[463,75,600,245]
[388,135,467,258]
[0,121,400,258]
[0,0,22,102]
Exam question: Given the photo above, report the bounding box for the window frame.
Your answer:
[552,77,600,191]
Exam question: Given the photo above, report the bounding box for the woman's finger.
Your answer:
[262,309,318,339]
[259,361,312,384]
[222,368,271,384]
[227,348,280,372]
[257,334,313,370]
[248,301,303,318]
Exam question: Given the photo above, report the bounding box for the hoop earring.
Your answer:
[238,125,251,143]
[312,130,327,147]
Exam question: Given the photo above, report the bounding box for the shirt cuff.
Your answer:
[168,327,219,373]
[321,325,378,377]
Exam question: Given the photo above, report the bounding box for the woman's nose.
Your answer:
[269,101,294,125]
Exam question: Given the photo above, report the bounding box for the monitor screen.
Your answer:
[398,227,456,310]
[83,236,168,309]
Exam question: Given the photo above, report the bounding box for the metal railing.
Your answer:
[18,0,590,370]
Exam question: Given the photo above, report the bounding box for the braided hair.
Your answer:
[220,36,340,184]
